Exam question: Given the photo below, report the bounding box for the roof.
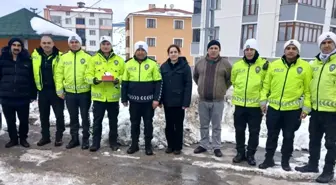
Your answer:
[45,5,112,13]
[0,8,68,40]
[127,8,192,18]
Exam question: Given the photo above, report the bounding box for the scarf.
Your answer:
[320,48,336,63]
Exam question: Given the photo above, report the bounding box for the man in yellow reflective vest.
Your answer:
[258,39,312,171]
[295,32,336,183]
[55,35,92,150]
[231,38,268,166]
[122,41,162,155]
[85,36,125,152]
[31,35,65,147]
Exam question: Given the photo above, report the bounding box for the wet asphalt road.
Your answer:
[0,125,334,185]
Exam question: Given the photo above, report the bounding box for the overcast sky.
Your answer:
[1,0,194,22]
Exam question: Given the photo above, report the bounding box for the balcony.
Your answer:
[275,41,317,58]
[279,3,325,23]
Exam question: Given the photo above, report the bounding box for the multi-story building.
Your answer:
[192,0,336,61]
[112,22,126,59]
[125,4,193,64]
[44,2,113,52]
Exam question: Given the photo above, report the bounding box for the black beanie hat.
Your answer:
[8,38,24,48]
[207,40,221,50]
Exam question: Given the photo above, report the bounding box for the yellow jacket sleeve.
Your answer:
[302,64,313,114]
[121,64,130,102]
[117,59,125,84]
[55,55,65,95]
[85,57,95,85]
[153,63,162,101]
[260,63,272,106]
[231,63,237,87]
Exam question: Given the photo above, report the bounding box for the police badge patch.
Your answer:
[297,67,303,74]
[80,58,85,64]
[144,64,149,70]
[290,40,294,44]
[255,66,261,73]
[330,64,336,72]
[114,60,119,65]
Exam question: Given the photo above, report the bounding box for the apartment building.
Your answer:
[192,0,336,61]
[125,4,193,64]
[44,2,113,52]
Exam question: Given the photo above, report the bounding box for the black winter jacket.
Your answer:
[0,46,37,103]
[160,57,192,107]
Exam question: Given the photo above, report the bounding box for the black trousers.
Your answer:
[265,107,301,159]
[2,103,30,141]
[164,106,185,150]
[65,92,91,140]
[92,101,119,146]
[308,110,336,172]
[38,89,65,139]
[129,102,154,146]
[234,106,262,155]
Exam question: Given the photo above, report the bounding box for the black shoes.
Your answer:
[233,153,246,163]
[145,146,154,156]
[20,139,30,148]
[214,149,223,157]
[246,155,256,166]
[5,140,18,148]
[127,145,140,154]
[259,158,275,169]
[316,171,334,183]
[295,164,319,173]
[81,139,89,150]
[66,138,80,149]
[194,146,207,154]
[37,138,51,146]
[165,148,173,154]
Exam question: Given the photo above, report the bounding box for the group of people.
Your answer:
[230,32,336,183]
[0,29,335,183]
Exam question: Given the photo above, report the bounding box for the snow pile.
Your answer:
[71,8,107,13]
[30,17,77,37]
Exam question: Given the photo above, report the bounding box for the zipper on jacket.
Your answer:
[316,63,327,111]
[14,63,17,92]
[74,53,77,93]
[138,62,141,81]
[278,66,291,110]
[39,68,43,90]
[244,64,251,107]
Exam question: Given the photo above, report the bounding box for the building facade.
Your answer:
[112,22,126,59]
[125,4,193,64]
[192,0,336,61]
[44,2,113,52]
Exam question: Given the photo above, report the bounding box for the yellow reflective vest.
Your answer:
[121,57,162,103]
[310,54,336,112]
[31,48,62,91]
[55,50,91,95]
[85,51,125,102]
[260,57,312,113]
[231,57,268,107]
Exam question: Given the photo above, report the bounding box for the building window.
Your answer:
[332,0,336,18]
[174,20,184,29]
[241,24,257,48]
[174,38,183,48]
[331,27,336,33]
[90,13,94,17]
[126,18,130,30]
[50,16,61,25]
[65,18,72,25]
[215,0,221,9]
[146,18,156,28]
[243,0,259,16]
[146,37,156,47]
[76,28,86,46]
[90,40,96,46]
[66,11,70,16]
[100,30,112,37]
[194,0,202,14]
[278,22,322,42]
[148,56,156,60]
[281,0,326,8]
[76,18,85,25]
[192,29,200,42]
[99,19,112,26]
[126,36,130,47]
[89,19,96,25]
[89,30,96,35]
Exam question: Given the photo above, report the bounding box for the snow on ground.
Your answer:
[19,149,62,166]
[0,160,84,185]
[112,26,126,60]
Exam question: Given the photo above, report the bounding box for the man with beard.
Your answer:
[295,32,336,183]
[55,35,92,150]
[0,38,37,148]
[258,40,312,171]
[32,35,65,147]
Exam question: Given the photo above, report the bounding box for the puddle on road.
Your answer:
[19,149,62,166]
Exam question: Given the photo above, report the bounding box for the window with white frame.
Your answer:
[66,11,70,16]
[148,56,156,60]
[174,20,184,29]
[90,13,94,17]
[90,40,96,46]
[65,18,72,24]
[89,19,96,25]
[89,30,96,35]
[146,18,156,28]
[146,37,156,47]
[174,38,183,48]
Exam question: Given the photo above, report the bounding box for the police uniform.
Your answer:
[85,36,125,151]
[259,40,312,171]
[121,41,162,155]
[55,35,92,150]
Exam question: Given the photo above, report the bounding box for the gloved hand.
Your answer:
[93,77,102,85]
[112,78,119,85]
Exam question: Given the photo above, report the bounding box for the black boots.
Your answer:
[127,144,139,154]
[316,171,334,183]
[295,163,319,173]
[5,140,18,148]
[194,146,207,154]
[232,151,256,166]
[259,157,275,169]
[66,136,80,149]
[20,139,30,148]
[37,138,51,146]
